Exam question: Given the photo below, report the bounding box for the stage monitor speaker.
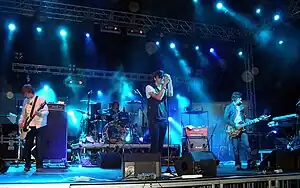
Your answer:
[97,152,122,169]
[259,149,300,172]
[42,110,68,161]
[122,153,161,179]
[0,158,10,174]
[175,151,217,177]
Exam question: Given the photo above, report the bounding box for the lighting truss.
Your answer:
[12,63,189,84]
[0,0,242,41]
[287,0,300,19]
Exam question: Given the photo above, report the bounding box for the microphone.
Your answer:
[296,100,300,106]
[88,90,93,95]
[135,89,143,98]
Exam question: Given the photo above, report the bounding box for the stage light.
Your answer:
[256,8,261,14]
[210,48,214,53]
[85,33,90,38]
[59,29,67,37]
[195,45,199,50]
[278,40,283,45]
[273,14,280,21]
[156,41,160,46]
[238,51,243,56]
[97,90,103,96]
[8,23,16,31]
[68,110,74,116]
[36,27,42,33]
[170,42,176,49]
[193,0,198,3]
[176,94,181,99]
[216,2,223,10]
[43,85,49,90]
[168,117,173,122]
[139,137,144,142]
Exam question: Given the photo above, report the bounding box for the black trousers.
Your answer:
[23,127,44,168]
[148,119,168,153]
[230,132,254,166]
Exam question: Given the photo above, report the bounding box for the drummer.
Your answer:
[107,101,120,122]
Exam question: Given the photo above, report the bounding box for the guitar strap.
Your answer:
[29,96,39,119]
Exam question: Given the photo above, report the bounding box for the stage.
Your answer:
[1,162,300,188]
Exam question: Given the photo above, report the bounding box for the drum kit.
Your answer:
[77,100,145,144]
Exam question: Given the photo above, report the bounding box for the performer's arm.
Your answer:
[146,83,168,101]
[224,105,235,127]
[18,100,27,127]
[165,74,173,97]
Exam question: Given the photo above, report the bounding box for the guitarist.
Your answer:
[224,92,256,170]
[18,84,49,172]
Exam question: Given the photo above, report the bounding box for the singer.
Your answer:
[145,70,173,153]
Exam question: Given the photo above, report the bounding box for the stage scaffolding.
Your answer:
[11,63,189,84]
[0,0,242,41]
[2,0,256,115]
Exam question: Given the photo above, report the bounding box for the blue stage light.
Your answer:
[43,85,49,90]
[156,41,160,46]
[176,94,181,99]
[278,40,283,45]
[256,8,261,14]
[36,27,42,33]
[273,14,280,21]
[97,90,103,96]
[216,2,223,10]
[8,23,16,31]
[238,51,243,56]
[85,33,90,38]
[193,0,198,3]
[168,117,173,122]
[195,45,199,50]
[59,29,67,37]
[210,48,215,53]
[170,42,176,49]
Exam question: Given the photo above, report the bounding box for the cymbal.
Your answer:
[80,99,97,104]
[75,109,87,114]
[126,100,141,104]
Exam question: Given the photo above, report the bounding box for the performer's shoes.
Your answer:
[235,165,242,170]
[24,167,30,172]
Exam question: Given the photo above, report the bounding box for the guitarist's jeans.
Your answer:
[230,132,254,167]
[148,119,168,153]
[23,127,44,169]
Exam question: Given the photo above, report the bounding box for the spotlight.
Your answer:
[195,45,199,50]
[273,14,280,21]
[156,41,160,46]
[8,23,16,31]
[210,48,214,53]
[216,2,223,10]
[97,90,103,96]
[168,117,173,122]
[43,85,49,90]
[59,29,67,37]
[176,94,181,99]
[68,110,74,116]
[85,33,90,38]
[278,40,283,45]
[238,51,243,56]
[193,0,198,2]
[36,27,42,33]
[170,42,176,49]
[256,8,261,14]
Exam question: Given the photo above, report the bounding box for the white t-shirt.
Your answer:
[145,85,156,99]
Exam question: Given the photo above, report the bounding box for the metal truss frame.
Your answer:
[287,0,300,19]
[12,63,189,84]
[0,0,242,41]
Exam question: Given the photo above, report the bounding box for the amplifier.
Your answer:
[185,127,208,137]
[0,136,20,160]
[47,103,66,111]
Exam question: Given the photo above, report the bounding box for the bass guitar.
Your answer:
[20,101,47,140]
[226,115,271,138]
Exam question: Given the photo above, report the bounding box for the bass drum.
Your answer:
[102,121,126,144]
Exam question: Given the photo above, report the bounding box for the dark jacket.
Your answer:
[224,103,247,128]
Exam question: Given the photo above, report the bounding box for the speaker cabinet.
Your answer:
[0,158,10,174]
[175,151,217,177]
[259,149,300,172]
[41,110,68,162]
[97,152,122,169]
[122,153,161,179]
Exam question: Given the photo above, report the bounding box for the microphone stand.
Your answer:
[164,90,173,175]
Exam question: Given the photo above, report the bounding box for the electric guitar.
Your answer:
[20,101,47,140]
[226,115,271,138]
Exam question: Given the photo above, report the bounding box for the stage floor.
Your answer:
[0,161,265,184]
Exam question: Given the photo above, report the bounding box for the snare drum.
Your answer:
[115,112,130,125]
[102,121,126,144]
